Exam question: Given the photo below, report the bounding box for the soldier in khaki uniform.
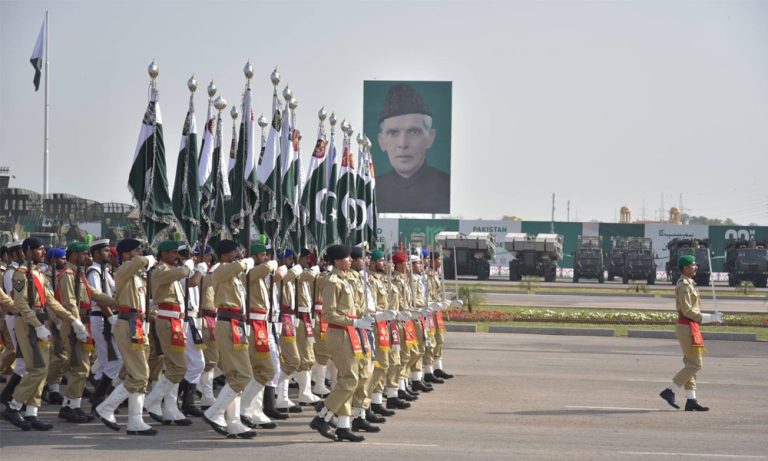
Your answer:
[390,253,419,403]
[201,240,256,439]
[294,248,321,405]
[3,237,89,431]
[96,238,158,435]
[143,240,194,425]
[239,242,279,429]
[367,250,401,415]
[272,249,304,412]
[0,241,25,405]
[406,254,434,393]
[423,251,453,382]
[55,241,115,423]
[310,245,374,442]
[659,254,722,412]
[311,260,333,397]
[198,248,218,409]
[0,245,16,379]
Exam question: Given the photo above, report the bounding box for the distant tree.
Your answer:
[683,214,739,226]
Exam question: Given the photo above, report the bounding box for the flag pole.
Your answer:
[43,10,49,207]
[243,61,254,257]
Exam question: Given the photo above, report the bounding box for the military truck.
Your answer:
[723,239,768,288]
[665,238,712,286]
[504,233,563,282]
[622,237,657,285]
[436,231,496,280]
[572,235,604,283]
[606,237,628,281]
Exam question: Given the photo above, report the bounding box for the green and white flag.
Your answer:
[127,88,177,246]
[364,150,378,249]
[30,17,45,91]
[352,145,368,246]
[301,126,327,251]
[335,134,356,245]
[171,95,201,246]
[324,131,339,250]
[279,104,298,249]
[229,87,259,249]
[256,92,282,243]
[207,109,229,242]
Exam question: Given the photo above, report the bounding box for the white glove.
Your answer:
[195,263,208,275]
[242,258,255,271]
[265,260,279,272]
[71,319,89,342]
[353,317,375,331]
[108,315,118,326]
[397,311,411,321]
[439,301,451,310]
[375,310,397,322]
[183,259,195,272]
[145,255,156,269]
[450,299,464,309]
[701,312,724,324]
[274,265,288,281]
[292,264,304,276]
[310,265,320,276]
[35,324,51,341]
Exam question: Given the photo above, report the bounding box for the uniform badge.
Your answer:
[13,278,25,293]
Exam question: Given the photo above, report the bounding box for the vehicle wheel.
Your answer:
[573,273,579,283]
[728,274,735,287]
[477,263,490,281]
[608,272,615,282]
[444,258,455,280]
[545,268,556,283]
[647,274,655,285]
[598,273,605,284]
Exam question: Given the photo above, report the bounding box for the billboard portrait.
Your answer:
[363,81,452,214]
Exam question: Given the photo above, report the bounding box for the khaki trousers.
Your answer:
[201,315,218,372]
[423,322,444,366]
[296,317,315,372]
[248,326,275,386]
[673,324,703,390]
[352,330,372,409]
[154,317,187,383]
[114,319,150,394]
[324,328,361,417]
[0,316,16,374]
[312,317,331,365]
[279,333,300,377]
[370,330,393,395]
[59,320,91,399]
[407,321,426,374]
[215,320,252,393]
[12,317,50,407]
[46,322,68,385]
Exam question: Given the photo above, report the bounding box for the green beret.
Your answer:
[157,240,179,252]
[678,254,696,269]
[371,249,385,261]
[66,241,88,254]
[250,243,267,255]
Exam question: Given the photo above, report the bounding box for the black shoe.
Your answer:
[61,376,69,386]
[659,388,680,409]
[148,412,164,423]
[336,427,365,442]
[127,427,158,436]
[90,376,111,414]
[278,405,303,414]
[258,422,278,429]
[170,417,193,426]
[262,387,288,420]
[685,399,709,412]
[227,429,257,439]
[433,369,454,379]
[352,416,381,432]
[240,415,258,428]
[58,406,89,423]
[424,373,445,384]
[48,391,64,405]
[0,375,6,383]
[371,403,395,416]
[202,415,229,435]
[386,397,410,410]
[412,380,433,393]
[365,408,386,423]
[310,415,338,441]
[74,407,95,422]
[99,416,122,431]
[398,390,417,401]
[213,375,226,388]
[3,407,32,430]
[0,373,22,405]
[180,380,204,417]
[289,380,299,389]
[25,416,53,431]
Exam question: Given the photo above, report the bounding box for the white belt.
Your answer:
[248,313,268,321]
[297,306,312,313]
[157,310,182,319]
[313,304,323,312]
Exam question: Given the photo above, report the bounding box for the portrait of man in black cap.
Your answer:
[366,81,451,214]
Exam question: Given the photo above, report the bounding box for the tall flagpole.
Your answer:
[43,10,49,207]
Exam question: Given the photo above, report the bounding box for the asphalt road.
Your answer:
[483,292,768,313]
[453,277,768,294]
[2,333,766,460]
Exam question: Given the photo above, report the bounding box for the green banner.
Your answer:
[398,218,459,250]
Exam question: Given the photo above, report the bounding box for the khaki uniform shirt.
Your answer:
[391,271,411,312]
[296,268,317,309]
[114,256,152,310]
[370,272,391,311]
[322,267,358,327]
[56,262,114,319]
[279,265,303,310]
[12,265,75,328]
[243,262,273,312]
[212,260,249,310]
[675,275,702,323]
[151,262,190,306]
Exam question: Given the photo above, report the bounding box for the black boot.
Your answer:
[2,407,32,430]
[365,407,386,423]
[685,399,709,412]
[180,379,204,417]
[352,416,381,432]
[336,427,365,442]
[58,406,89,423]
[0,373,22,405]
[90,376,112,414]
[25,415,53,431]
[386,397,410,409]
[434,368,454,379]
[412,380,433,393]
[371,402,395,416]
[398,389,417,401]
[262,386,288,420]
[424,373,444,384]
[659,388,680,409]
[310,415,338,441]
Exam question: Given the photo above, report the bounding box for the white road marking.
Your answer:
[619,451,767,459]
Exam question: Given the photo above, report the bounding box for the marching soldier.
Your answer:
[310,244,374,442]
[42,248,68,406]
[86,238,122,412]
[96,238,157,435]
[197,247,219,410]
[3,237,89,431]
[391,252,419,403]
[274,249,304,413]
[0,241,26,406]
[311,256,333,397]
[201,239,256,438]
[143,240,194,425]
[659,254,723,412]
[407,254,433,393]
[294,248,321,405]
[54,241,115,423]
[0,245,15,381]
[177,244,206,417]
[423,250,453,381]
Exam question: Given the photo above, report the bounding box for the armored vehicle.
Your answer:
[572,235,604,283]
[504,233,563,282]
[606,237,628,281]
[436,231,496,280]
[622,237,657,285]
[665,238,711,286]
[723,239,768,288]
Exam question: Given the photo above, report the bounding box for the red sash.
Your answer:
[435,311,446,333]
[218,307,247,350]
[202,310,217,341]
[54,271,95,349]
[376,320,391,352]
[32,273,46,307]
[389,320,401,350]
[249,318,270,359]
[159,303,186,352]
[297,312,315,340]
[329,315,364,360]
[403,320,418,351]
[677,311,704,348]
[281,310,296,343]
[118,306,145,349]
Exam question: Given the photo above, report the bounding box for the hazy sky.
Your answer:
[1,0,767,225]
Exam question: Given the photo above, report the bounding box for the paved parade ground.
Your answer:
[1,332,766,460]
